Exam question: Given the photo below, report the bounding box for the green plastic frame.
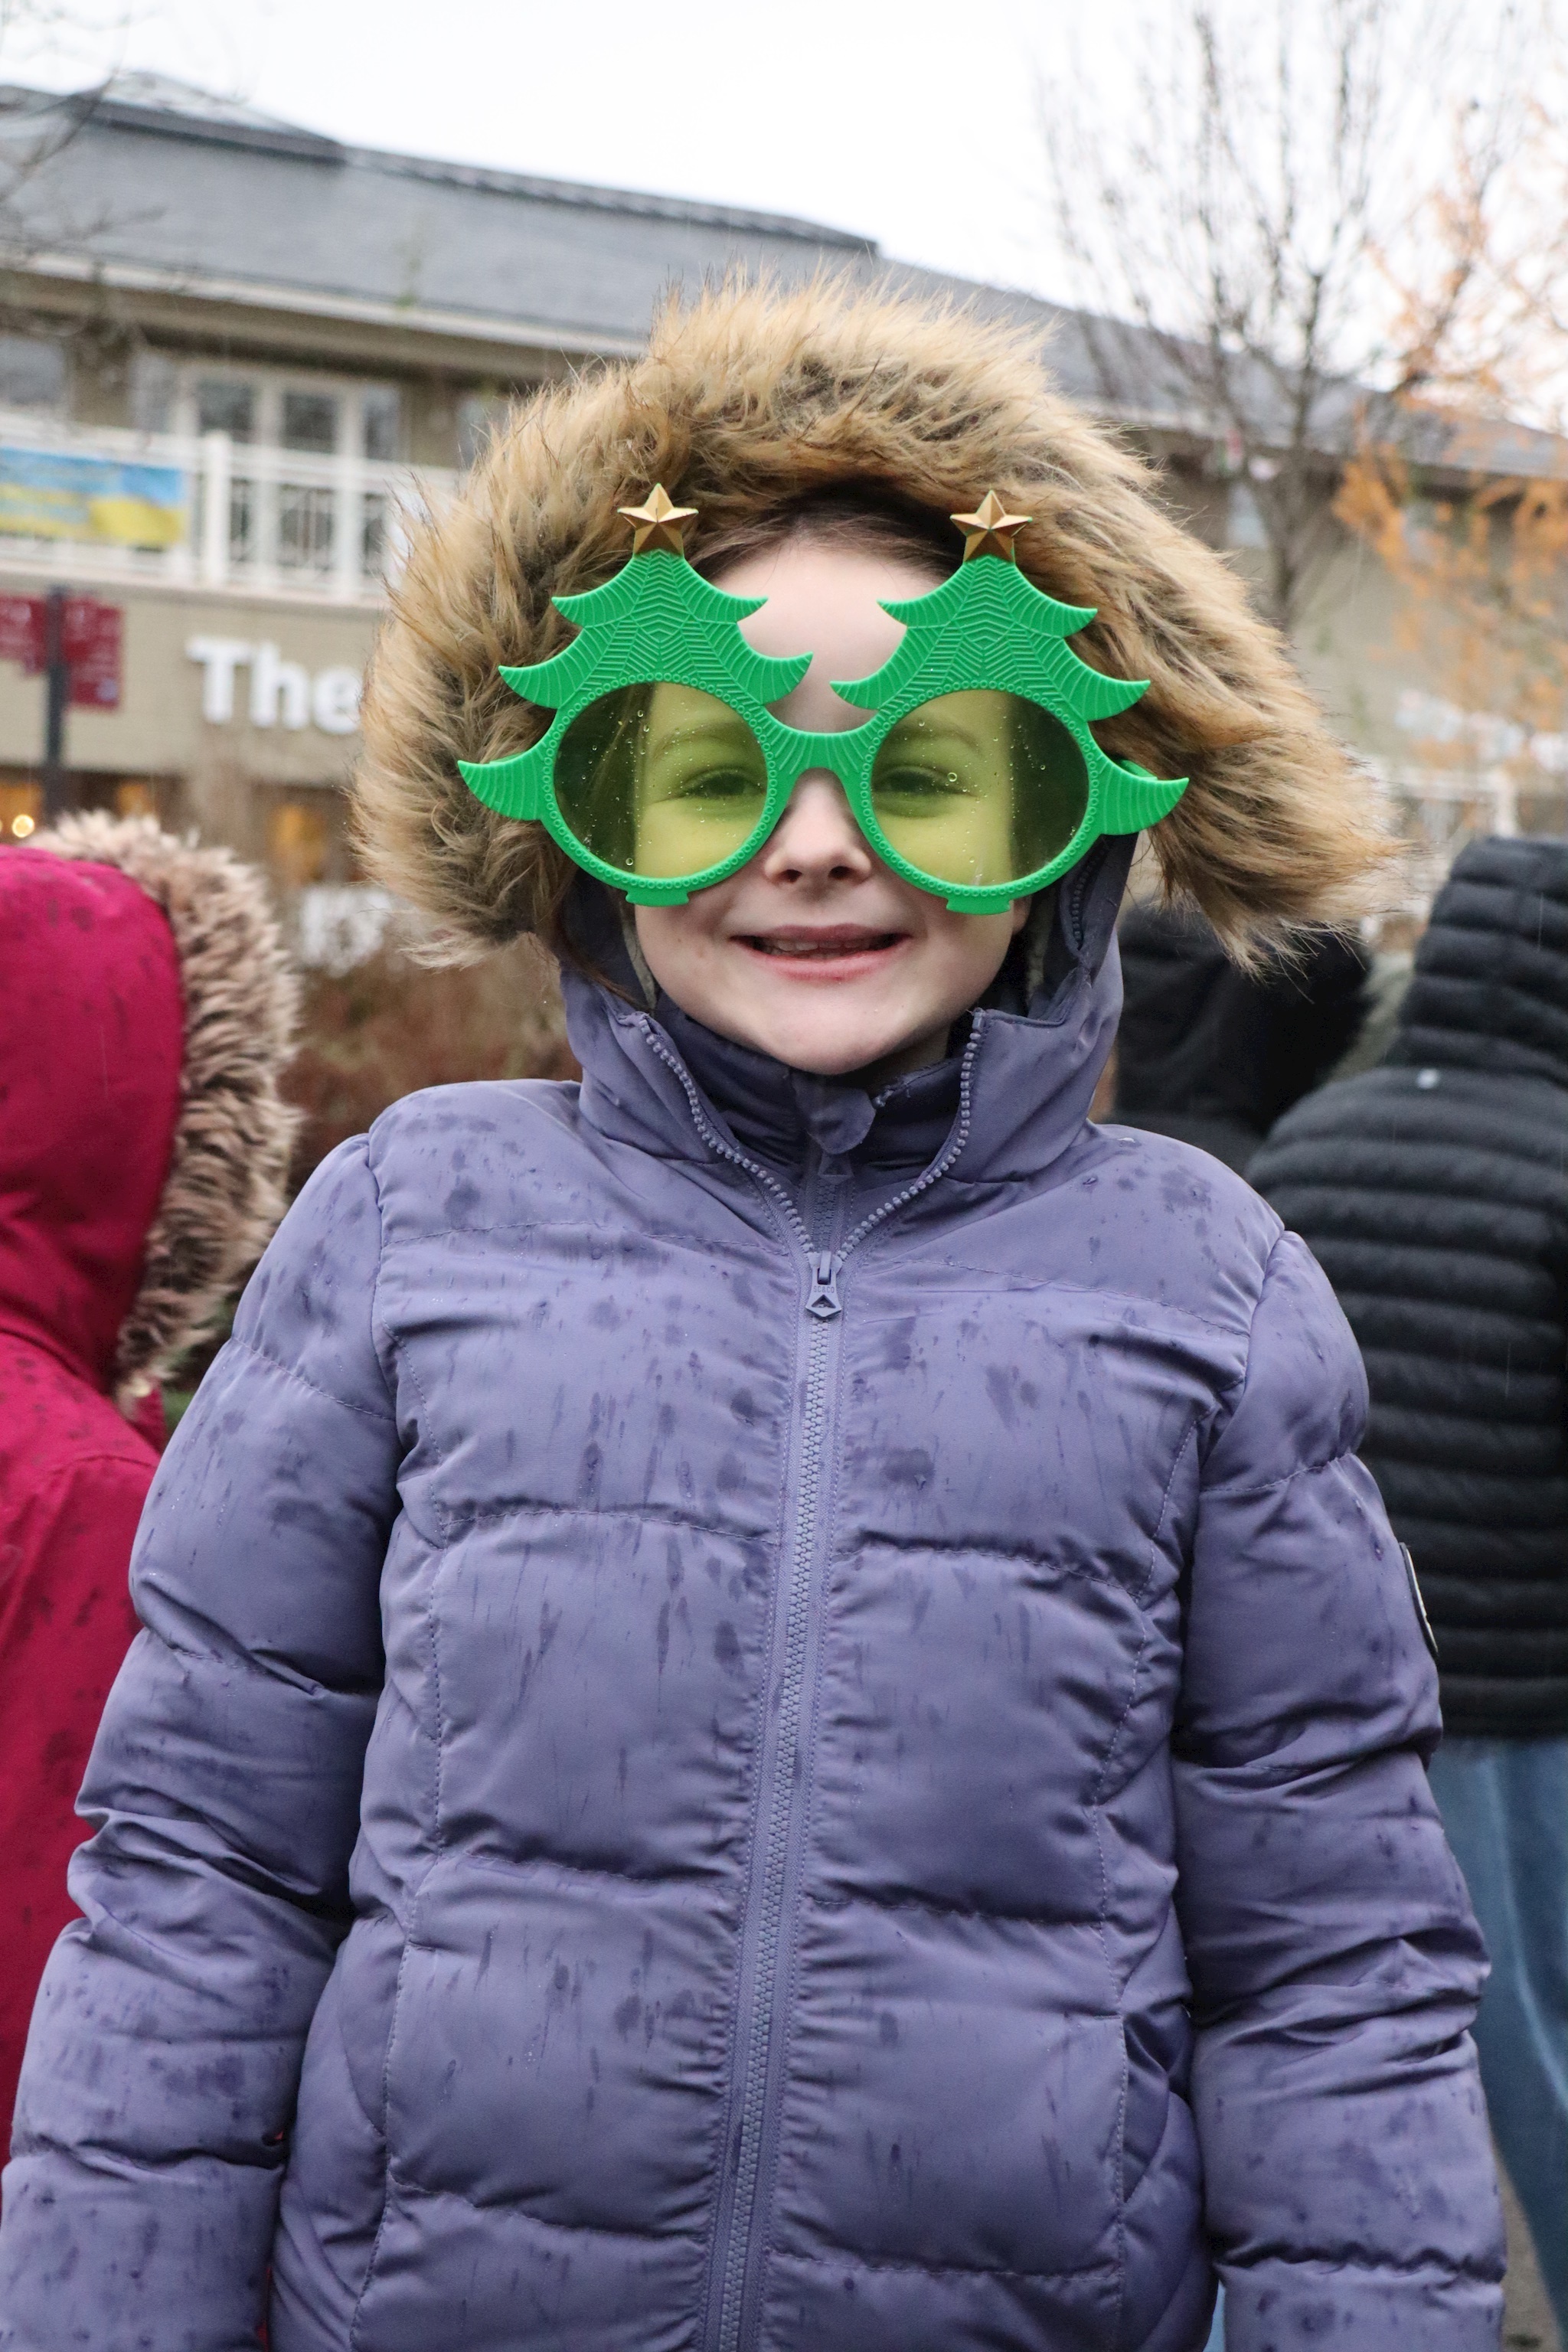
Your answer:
[457,544,1187,910]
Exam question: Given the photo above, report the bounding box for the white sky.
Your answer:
[6,0,1540,334]
[5,0,1121,301]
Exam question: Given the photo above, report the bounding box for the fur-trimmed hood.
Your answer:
[11,814,299,1406]
[357,274,1387,965]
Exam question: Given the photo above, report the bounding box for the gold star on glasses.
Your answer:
[950,491,1033,562]
[617,484,699,555]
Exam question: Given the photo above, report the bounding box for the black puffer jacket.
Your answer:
[1113,903,1369,1171]
[1251,835,1568,1738]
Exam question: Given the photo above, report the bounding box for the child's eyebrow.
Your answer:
[888,720,990,754]
[648,719,756,752]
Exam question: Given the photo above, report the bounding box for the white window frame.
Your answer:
[0,362,443,604]
[175,364,403,597]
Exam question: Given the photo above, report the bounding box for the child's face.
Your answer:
[632,538,1031,1081]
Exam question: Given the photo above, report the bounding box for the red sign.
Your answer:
[61,598,122,710]
[0,592,122,707]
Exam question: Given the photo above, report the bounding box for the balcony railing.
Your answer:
[0,409,459,604]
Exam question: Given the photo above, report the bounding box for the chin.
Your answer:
[786,1047,886,1078]
[743,1013,901,1077]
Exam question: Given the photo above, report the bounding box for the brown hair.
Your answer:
[354,273,1389,971]
[692,484,959,588]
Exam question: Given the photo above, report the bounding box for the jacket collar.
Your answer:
[653,994,965,1177]
[564,837,1129,1191]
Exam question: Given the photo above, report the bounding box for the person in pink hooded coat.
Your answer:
[0,814,298,2148]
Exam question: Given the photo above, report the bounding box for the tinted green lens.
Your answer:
[554,682,769,881]
[868,690,1089,890]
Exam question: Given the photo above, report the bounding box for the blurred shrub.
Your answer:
[283,936,578,1191]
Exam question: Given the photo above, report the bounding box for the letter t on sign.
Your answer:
[185,636,253,724]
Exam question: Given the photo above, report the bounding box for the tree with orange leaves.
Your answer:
[1038,0,1541,638]
[1336,90,1568,839]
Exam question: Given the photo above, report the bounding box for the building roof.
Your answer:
[0,74,1158,409]
[0,77,891,358]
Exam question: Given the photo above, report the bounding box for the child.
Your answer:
[0,281,1503,2352]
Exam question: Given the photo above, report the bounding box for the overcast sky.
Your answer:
[10,0,1540,337]
[10,0,1111,301]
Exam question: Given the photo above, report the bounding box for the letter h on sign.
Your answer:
[250,642,309,730]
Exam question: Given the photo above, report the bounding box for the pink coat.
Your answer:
[0,848,182,2135]
[0,821,298,2151]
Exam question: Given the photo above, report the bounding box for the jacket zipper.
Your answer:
[716,1173,841,2352]
[638,1018,980,2352]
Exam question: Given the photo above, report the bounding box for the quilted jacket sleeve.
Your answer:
[0,1139,400,2352]
[1175,1230,1504,2351]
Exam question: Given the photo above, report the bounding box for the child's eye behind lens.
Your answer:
[665,765,766,804]
[876,763,978,809]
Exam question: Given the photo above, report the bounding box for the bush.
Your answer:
[283,936,577,1191]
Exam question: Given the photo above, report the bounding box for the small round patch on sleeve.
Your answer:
[1402,1543,1440,1663]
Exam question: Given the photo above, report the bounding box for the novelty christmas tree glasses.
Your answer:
[457,487,1188,911]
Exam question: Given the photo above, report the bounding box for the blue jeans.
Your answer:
[1429,1734,1568,2338]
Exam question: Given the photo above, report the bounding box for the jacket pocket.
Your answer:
[270,1916,403,2344]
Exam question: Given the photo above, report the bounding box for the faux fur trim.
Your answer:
[36,813,301,1407]
[356,273,1390,966]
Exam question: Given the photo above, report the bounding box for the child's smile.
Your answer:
[736,920,912,975]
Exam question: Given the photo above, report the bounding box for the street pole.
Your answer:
[40,585,67,823]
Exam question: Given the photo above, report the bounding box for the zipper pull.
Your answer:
[806,1250,842,1321]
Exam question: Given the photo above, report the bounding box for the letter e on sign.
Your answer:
[312,666,361,736]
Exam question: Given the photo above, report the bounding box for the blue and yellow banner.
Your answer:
[0,448,187,548]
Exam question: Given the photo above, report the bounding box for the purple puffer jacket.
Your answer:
[1,850,1501,2352]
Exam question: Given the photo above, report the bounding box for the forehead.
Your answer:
[645,681,753,735]
[709,536,946,659]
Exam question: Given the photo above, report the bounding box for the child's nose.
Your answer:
[759,773,875,886]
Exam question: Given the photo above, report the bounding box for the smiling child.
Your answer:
[0,279,1503,2352]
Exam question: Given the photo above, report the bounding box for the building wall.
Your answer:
[1155,456,1567,913]
[0,316,489,896]
[0,572,382,899]
[0,579,372,781]
[1289,520,1567,905]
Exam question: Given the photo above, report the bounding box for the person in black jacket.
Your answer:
[1112,900,1370,1168]
[1250,833,1568,2338]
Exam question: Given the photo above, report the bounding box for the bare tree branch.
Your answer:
[1035,0,1540,632]
[0,6,147,380]
[1336,67,1568,807]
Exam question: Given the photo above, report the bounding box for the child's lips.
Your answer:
[734,926,911,976]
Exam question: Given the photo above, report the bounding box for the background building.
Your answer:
[0,71,1558,943]
[0,73,876,920]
